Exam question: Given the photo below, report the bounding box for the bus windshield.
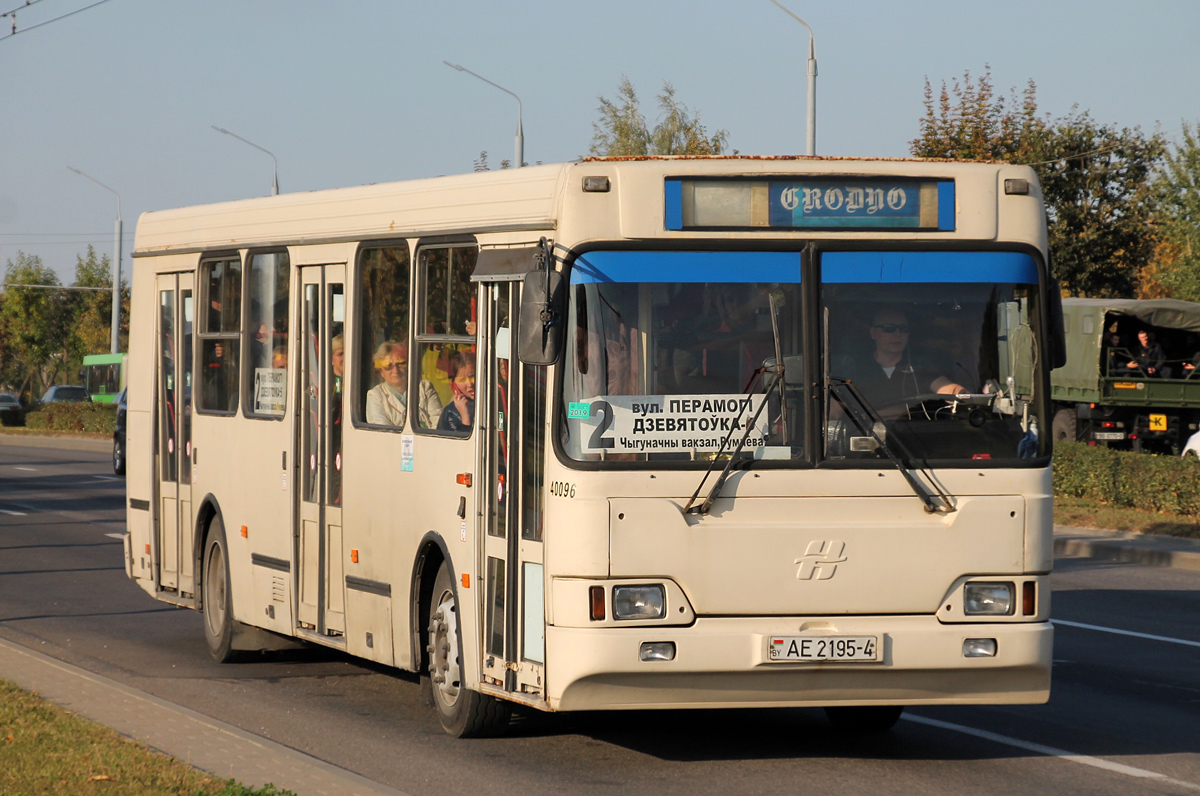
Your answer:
[822,251,1044,463]
[560,251,805,463]
[559,249,1046,466]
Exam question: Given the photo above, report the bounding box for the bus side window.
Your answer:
[415,245,477,434]
[357,244,412,429]
[196,257,242,414]
[245,250,290,418]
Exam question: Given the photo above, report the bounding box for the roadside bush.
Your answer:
[23,401,116,434]
[1054,441,1200,516]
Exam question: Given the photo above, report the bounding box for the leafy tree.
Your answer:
[0,251,71,401]
[1142,122,1200,300]
[68,245,117,363]
[590,76,730,157]
[1034,110,1164,298]
[911,67,1165,298]
[912,68,1044,162]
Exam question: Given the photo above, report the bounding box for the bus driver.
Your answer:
[836,307,965,417]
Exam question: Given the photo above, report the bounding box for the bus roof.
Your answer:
[132,157,1038,257]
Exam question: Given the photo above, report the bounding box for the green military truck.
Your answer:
[1051,298,1200,453]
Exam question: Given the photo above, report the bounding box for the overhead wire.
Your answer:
[0,0,114,42]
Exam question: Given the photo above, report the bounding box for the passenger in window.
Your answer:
[1126,329,1168,378]
[437,351,475,433]
[203,341,237,411]
[366,341,443,429]
[272,346,288,369]
[331,334,345,390]
[1105,332,1131,377]
[251,320,272,369]
[1182,335,1200,378]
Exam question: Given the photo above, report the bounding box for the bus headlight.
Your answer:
[613,585,666,620]
[963,582,1015,616]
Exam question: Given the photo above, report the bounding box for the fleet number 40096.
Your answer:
[549,481,576,498]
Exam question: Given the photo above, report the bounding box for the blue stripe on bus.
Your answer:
[938,181,955,230]
[569,251,802,284]
[821,251,1038,284]
[664,180,683,230]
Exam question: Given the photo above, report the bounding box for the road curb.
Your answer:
[0,637,412,796]
[1054,527,1200,573]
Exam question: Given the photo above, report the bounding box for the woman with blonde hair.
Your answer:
[365,341,442,428]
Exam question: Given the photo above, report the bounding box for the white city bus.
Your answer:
[124,157,1064,736]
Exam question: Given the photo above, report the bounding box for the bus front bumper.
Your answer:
[544,615,1052,712]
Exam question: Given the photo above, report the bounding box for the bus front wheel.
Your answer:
[427,562,511,737]
[202,517,238,663]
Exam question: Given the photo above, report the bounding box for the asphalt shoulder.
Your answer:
[0,430,111,453]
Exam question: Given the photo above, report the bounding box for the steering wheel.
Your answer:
[875,392,958,420]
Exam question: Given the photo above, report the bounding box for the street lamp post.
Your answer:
[769,0,817,156]
[212,125,279,195]
[443,61,524,168]
[67,166,122,355]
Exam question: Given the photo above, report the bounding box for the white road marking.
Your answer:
[105,533,125,540]
[13,466,36,471]
[92,475,121,481]
[1053,618,1200,650]
[0,509,26,516]
[904,714,1200,792]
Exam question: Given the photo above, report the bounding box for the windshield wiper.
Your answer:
[683,367,781,516]
[827,376,957,514]
[684,290,787,517]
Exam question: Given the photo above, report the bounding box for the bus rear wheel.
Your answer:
[427,562,511,737]
[824,705,904,733]
[202,517,238,663]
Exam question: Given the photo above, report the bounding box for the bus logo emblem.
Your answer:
[795,540,846,580]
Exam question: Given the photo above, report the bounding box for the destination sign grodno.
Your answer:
[665,176,956,232]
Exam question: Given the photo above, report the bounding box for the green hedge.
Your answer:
[1054,441,1200,516]
[23,402,117,434]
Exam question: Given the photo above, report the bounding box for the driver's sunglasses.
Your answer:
[873,324,909,334]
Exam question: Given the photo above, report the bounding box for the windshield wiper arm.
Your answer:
[828,376,956,514]
[683,368,781,516]
[684,288,789,517]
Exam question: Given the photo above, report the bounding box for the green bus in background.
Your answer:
[81,353,127,404]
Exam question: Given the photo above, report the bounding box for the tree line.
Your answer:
[0,247,129,403]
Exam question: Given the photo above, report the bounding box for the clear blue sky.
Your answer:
[2,0,1197,283]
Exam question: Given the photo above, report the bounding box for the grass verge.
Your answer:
[1054,495,1200,539]
[0,679,294,796]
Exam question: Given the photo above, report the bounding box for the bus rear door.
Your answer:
[296,265,347,638]
[154,272,195,597]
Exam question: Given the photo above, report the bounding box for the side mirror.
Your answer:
[1047,283,1067,370]
[518,269,565,366]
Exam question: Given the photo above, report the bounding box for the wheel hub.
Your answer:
[428,591,461,707]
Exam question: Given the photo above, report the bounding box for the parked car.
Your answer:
[0,393,23,426]
[1182,430,1200,460]
[41,385,92,403]
[113,389,127,475]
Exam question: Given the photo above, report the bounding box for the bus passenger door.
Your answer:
[480,281,546,697]
[296,265,347,638]
[154,272,195,597]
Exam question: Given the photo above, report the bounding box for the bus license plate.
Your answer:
[768,635,879,662]
[1093,432,1125,441]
